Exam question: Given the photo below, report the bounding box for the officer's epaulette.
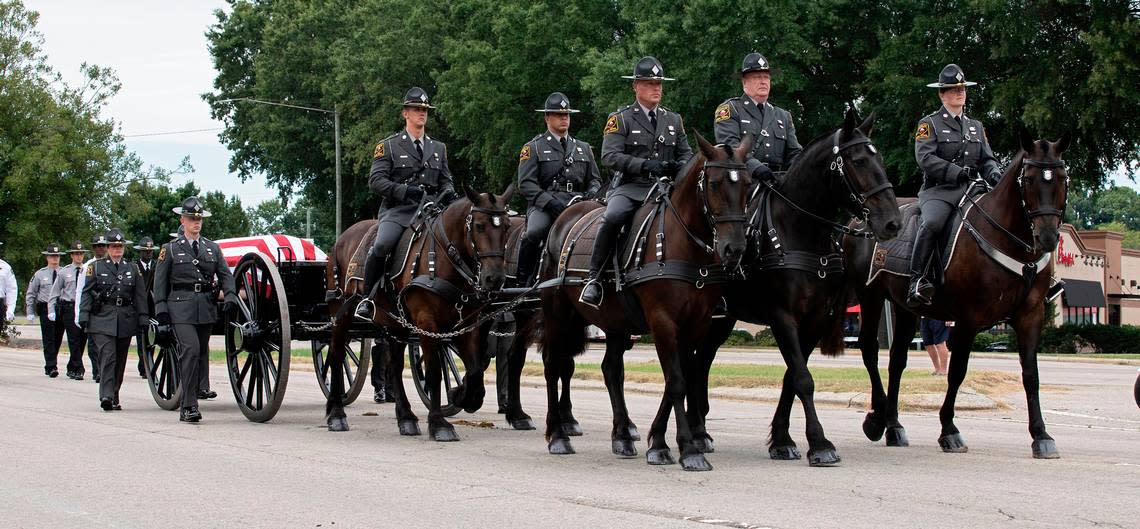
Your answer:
[658,105,673,113]
[614,104,633,115]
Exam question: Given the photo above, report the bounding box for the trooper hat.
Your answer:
[927,63,978,89]
[740,52,771,75]
[41,243,65,256]
[621,56,675,81]
[535,92,580,114]
[67,240,90,254]
[173,196,212,218]
[402,86,436,109]
[133,236,156,251]
[104,228,132,246]
[92,233,110,246]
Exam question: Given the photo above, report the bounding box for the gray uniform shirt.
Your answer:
[0,259,17,320]
[914,106,1002,206]
[713,95,802,172]
[369,131,455,227]
[600,103,694,202]
[517,132,602,209]
[152,236,237,325]
[78,258,148,337]
[25,267,58,316]
[48,263,83,317]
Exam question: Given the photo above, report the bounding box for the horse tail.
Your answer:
[819,287,853,358]
[325,238,342,303]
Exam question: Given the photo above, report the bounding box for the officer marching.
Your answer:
[579,56,694,307]
[75,233,110,382]
[713,52,802,181]
[356,87,458,320]
[79,229,149,411]
[515,92,602,287]
[48,240,91,379]
[152,197,239,422]
[133,236,157,378]
[908,64,1003,307]
[27,243,66,377]
[0,241,17,338]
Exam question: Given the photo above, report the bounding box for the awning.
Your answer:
[846,304,861,314]
[1062,279,1106,308]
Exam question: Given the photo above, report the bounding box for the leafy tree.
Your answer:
[1095,221,1140,250]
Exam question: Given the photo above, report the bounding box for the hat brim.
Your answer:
[739,67,772,75]
[622,75,676,81]
[173,207,213,218]
[535,108,581,114]
[107,240,133,246]
[68,249,90,254]
[927,81,978,88]
[133,245,155,250]
[403,102,437,110]
[41,251,65,256]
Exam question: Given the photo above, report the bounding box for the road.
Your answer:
[0,345,1136,529]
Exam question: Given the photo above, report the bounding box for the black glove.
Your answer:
[546,197,567,216]
[642,159,666,177]
[405,185,425,203]
[439,190,459,206]
[78,320,88,331]
[662,160,679,177]
[957,166,975,185]
[752,163,774,182]
[223,300,239,319]
[156,312,171,325]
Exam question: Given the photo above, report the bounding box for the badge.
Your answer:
[915,122,931,141]
[519,145,531,161]
[658,135,665,143]
[714,103,731,123]
[603,115,619,135]
[373,142,385,159]
[760,129,770,137]
[158,247,167,262]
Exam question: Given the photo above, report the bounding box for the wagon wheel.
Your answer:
[226,252,291,423]
[407,340,462,417]
[141,318,181,410]
[312,337,371,404]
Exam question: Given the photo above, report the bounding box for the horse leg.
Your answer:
[857,294,889,442]
[324,312,351,432]
[937,327,975,453]
[688,317,733,454]
[388,339,420,435]
[884,308,917,447]
[649,320,710,471]
[602,334,636,458]
[558,352,581,436]
[768,368,800,460]
[541,296,581,455]
[451,330,486,414]
[504,314,535,431]
[1012,308,1058,459]
[423,337,459,442]
[769,315,840,466]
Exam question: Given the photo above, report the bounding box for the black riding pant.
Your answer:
[588,194,639,272]
[92,334,131,403]
[368,220,406,263]
[59,301,87,374]
[913,200,955,277]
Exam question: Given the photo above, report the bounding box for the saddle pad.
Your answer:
[504,215,525,279]
[866,201,966,285]
[344,224,378,291]
[558,208,605,275]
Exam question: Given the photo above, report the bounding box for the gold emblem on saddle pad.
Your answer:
[872,245,888,268]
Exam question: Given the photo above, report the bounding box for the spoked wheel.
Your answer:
[142,318,182,410]
[408,340,462,417]
[312,337,371,404]
[226,252,291,423]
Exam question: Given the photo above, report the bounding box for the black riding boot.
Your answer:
[355,251,385,320]
[515,237,541,287]
[579,221,621,308]
[906,224,939,307]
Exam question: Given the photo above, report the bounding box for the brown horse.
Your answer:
[539,131,752,471]
[324,184,514,441]
[844,132,1070,458]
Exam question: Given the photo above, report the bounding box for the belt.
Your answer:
[110,297,133,307]
[173,282,212,293]
[552,181,580,193]
[60,300,75,306]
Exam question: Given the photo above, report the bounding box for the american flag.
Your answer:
[215,235,327,269]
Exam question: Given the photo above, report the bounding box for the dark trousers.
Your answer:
[58,301,87,374]
[174,324,212,408]
[913,199,954,278]
[0,299,7,336]
[370,338,390,390]
[368,220,406,264]
[588,194,639,272]
[36,302,64,372]
[87,333,100,378]
[92,334,131,403]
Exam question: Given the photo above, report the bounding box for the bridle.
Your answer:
[424,202,509,297]
[1019,158,1068,220]
[828,130,894,220]
[659,157,750,256]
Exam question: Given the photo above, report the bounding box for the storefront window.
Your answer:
[1063,306,1101,325]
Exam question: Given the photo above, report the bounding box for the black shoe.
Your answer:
[180,407,202,422]
[111,403,122,411]
[906,277,934,307]
[373,388,386,403]
[197,390,217,400]
[578,274,603,308]
[48,369,59,378]
[74,372,84,381]
[385,390,396,403]
[100,398,113,411]
[138,371,147,379]
[93,374,100,383]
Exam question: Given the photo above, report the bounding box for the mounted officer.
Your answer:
[133,236,157,378]
[48,240,90,380]
[713,52,802,181]
[515,92,602,287]
[27,242,66,377]
[579,56,694,307]
[153,197,239,422]
[356,87,458,320]
[909,64,1003,307]
[79,229,148,411]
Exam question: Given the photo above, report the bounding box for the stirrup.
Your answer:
[907,279,934,307]
[354,298,376,321]
[578,277,603,309]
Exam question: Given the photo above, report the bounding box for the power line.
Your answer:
[123,127,225,138]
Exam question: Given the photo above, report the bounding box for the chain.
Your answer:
[488,329,516,337]
[382,282,539,340]
[297,321,334,332]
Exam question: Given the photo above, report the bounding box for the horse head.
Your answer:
[1017,129,1071,252]
[834,108,901,241]
[694,130,753,268]
[459,182,515,292]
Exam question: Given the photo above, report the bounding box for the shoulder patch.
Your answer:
[84,263,93,277]
[374,141,385,159]
[714,102,732,123]
[915,122,931,142]
[519,145,531,162]
[603,115,620,135]
[158,246,167,262]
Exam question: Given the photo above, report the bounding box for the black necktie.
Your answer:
[560,137,567,152]
[52,269,56,284]
[414,139,423,159]
[649,110,658,131]
[955,116,963,129]
[192,240,199,256]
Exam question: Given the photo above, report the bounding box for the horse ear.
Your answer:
[1018,127,1037,155]
[498,182,516,206]
[693,129,719,159]
[842,107,858,137]
[735,132,755,161]
[463,182,481,204]
[857,111,876,137]
[1053,131,1072,155]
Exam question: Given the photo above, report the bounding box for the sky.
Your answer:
[27,0,279,206]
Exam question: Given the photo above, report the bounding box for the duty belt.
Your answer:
[550,180,578,193]
[110,297,133,307]
[173,282,212,293]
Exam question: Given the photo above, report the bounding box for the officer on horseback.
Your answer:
[356,87,457,320]
[515,92,602,287]
[909,64,1003,307]
[579,57,693,308]
[713,52,802,181]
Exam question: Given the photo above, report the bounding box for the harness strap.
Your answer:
[959,217,1051,290]
[749,250,845,278]
[623,260,728,289]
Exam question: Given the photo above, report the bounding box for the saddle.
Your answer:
[503,216,526,280]
[865,201,965,286]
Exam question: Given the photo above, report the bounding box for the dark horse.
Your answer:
[692,109,901,466]
[324,185,514,441]
[845,132,1070,459]
[539,131,751,471]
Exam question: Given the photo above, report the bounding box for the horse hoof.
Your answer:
[885,426,909,447]
[611,439,638,458]
[862,413,886,442]
[431,426,460,442]
[692,436,716,454]
[938,433,969,453]
[808,448,842,467]
[563,421,583,437]
[646,448,676,466]
[548,438,575,455]
[510,417,536,431]
[769,445,801,460]
[398,419,421,436]
[327,417,349,432]
[1032,438,1060,459]
[680,453,713,472]
[628,424,641,441]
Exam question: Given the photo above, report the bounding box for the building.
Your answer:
[1053,224,1140,326]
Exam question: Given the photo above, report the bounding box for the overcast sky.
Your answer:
[27,0,279,206]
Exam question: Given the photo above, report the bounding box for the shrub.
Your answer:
[972,333,995,352]
[754,328,778,347]
[722,330,755,346]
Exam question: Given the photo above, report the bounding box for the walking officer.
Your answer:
[579,57,693,307]
[76,233,110,381]
[515,92,602,286]
[27,243,66,377]
[0,241,16,337]
[908,64,1003,307]
[153,197,239,422]
[713,52,802,181]
[48,240,90,379]
[79,229,148,410]
[355,87,457,320]
[133,236,157,378]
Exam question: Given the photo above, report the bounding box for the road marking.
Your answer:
[1044,409,1140,425]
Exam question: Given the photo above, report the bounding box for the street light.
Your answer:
[218,97,343,236]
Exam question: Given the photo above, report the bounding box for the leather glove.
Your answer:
[957,166,975,185]
[222,300,239,319]
[642,159,665,177]
[662,160,679,177]
[546,197,568,216]
[156,312,171,325]
[439,190,459,206]
[405,185,425,203]
[752,163,774,182]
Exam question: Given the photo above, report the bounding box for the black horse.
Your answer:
[693,109,901,466]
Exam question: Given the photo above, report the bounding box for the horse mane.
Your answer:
[672,150,704,187]
[781,129,838,183]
